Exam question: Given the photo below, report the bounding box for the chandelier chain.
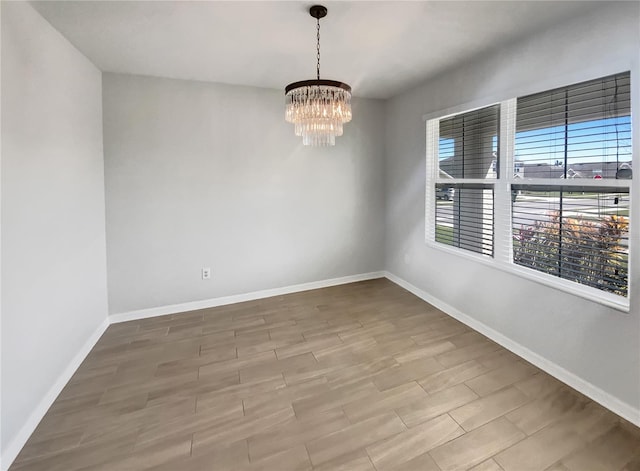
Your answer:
[316,17,321,80]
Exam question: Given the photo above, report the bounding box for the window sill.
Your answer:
[426,239,630,313]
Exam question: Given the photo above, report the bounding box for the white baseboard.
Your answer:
[1,271,385,470]
[1,318,110,471]
[109,271,386,324]
[384,270,640,427]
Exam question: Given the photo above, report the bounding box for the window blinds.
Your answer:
[436,184,494,257]
[439,105,500,179]
[515,72,631,179]
[512,186,629,296]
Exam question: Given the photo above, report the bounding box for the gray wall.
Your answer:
[103,73,385,315]
[1,1,108,459]
[384,3,640,412]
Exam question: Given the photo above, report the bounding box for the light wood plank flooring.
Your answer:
[10,279,640,470]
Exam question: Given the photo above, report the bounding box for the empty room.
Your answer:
[2,1,639,470]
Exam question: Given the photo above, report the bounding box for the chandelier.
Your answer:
[285,5,352,146]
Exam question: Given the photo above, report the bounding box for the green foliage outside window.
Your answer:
[513,213,628,296]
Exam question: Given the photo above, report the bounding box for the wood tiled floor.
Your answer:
[10,279,640,470]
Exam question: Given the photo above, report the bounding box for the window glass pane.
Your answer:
[512,186,629,296]
[515,72,631,179]
[439,105,500,179]
[436,184,494,257]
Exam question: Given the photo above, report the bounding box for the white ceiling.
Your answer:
[31,1,607,99]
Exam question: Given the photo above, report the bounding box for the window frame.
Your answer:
[425,77,633,313]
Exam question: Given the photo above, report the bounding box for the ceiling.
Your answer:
[31,1,607,99]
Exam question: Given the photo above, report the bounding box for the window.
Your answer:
[431,104,499,257]
[427,72,632,306]
[514,73,631,179]
[513,73,631,297]
[512,186,629,296]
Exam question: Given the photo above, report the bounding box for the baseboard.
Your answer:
[384,270,640,427]
[1,317,110,471]
[109,271,386,324]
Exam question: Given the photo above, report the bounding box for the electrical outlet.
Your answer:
[202,267,211,280]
